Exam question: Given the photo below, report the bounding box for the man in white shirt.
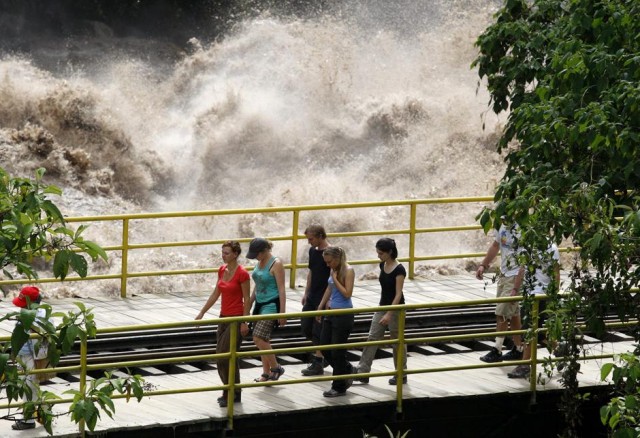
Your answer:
[476,221,524,362]
[508,243,561,378]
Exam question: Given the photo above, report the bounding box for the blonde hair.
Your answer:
[323,246,348,282]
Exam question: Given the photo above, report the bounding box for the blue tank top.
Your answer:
[328,275,352,309]
[251,257,279,314]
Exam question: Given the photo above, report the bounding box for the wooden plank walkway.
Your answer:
[0,274,627,437]
[0,274,501,335]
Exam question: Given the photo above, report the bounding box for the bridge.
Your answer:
[0,197,630,437]
[0,275,629,437]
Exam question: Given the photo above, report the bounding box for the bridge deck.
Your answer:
[0,275,626,437]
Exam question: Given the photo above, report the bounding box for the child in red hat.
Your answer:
[12,286,46,430]
[13,286,41,308]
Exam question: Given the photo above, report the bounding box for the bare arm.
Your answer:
[272,259,287,326]
[510,266,525,296]
[476,241,500,280]
[196,285,221,320]
[240,279,251,336]
[332,267,355,298]
[249,284,256,308]
[381,273,405,325]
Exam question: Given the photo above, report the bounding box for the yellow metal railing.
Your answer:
[2,295,632,435]
[0,196,494,297]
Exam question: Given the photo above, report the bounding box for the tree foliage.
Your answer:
[474,1,640,436]
[0,303,145,435]
[0,167,107,281]
[0,167,143,435]
[601,353,640,438]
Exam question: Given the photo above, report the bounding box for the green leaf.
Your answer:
[624,395,638,410]
[0,352,10,376]
[34,168,45,181]
[71,399,87,423]
[53,250,70,280]
[601,363,615,380]
[82,240,108,262]
[131,379,145,401]
[84,401,100,431]
[73,301,87,313]
[97,393,116,416]
[62,325,80,353]
[69,252,88,278]
[10,325,30,357]
[41,199,65,223]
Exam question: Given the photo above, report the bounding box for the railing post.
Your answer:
[409,203,417,279]
[120,218,129,298]
[395,309,406,415]
[79,336,88,438]
[227,321,238,430]
[290,210,301,288]
[528,298,540,401]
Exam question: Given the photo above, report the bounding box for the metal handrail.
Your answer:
[1,196,494,297]
[1,294,632,434]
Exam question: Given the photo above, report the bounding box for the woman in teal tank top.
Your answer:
[246,238,287,382]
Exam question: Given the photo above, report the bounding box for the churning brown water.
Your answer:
[0,1,506,297]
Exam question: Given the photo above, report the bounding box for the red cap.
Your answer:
[13,286,40,308]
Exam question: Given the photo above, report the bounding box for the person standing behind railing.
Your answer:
[246,238,287,382]
[355,238,408,385]
[507,242,561,379]
[475,218,525,363]
[317,246,356,397]
[12,286,49,430]
[300,224,331,376]
[195,240,251,408]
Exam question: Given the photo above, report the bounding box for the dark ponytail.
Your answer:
[376,238,398,259]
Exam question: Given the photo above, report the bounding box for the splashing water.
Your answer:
[0,1,506,297]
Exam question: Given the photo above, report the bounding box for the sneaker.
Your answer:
[480,347,503,363]
[388,376,407,385]
[217,393,241,408]
[502,346,523,361]
[12,420,36,430]
[507,365,530,379]
[323,388,347,398]
[301,359,324,376]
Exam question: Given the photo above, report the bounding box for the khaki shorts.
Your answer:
[496,275,520,318]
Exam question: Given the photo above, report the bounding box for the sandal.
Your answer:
[254,373,270,382]
[269,366,285,381]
